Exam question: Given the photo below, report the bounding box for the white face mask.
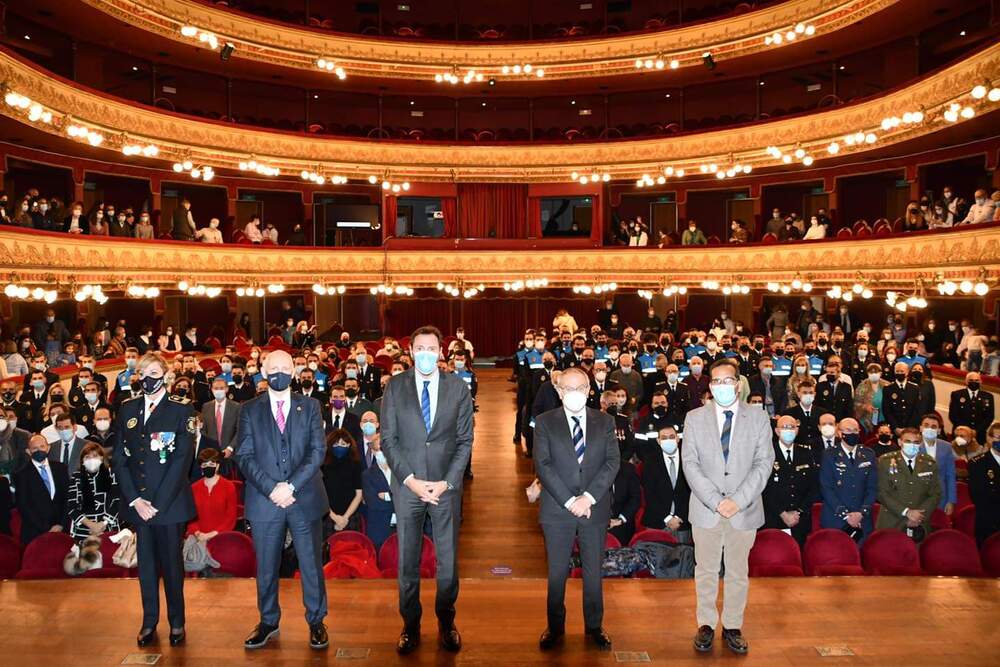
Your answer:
[0,418,7,431]
[83,458,102,474]
[595,371,607,382]
[820,423,837,438]
[561,390,587,413]
[95,419,111,432]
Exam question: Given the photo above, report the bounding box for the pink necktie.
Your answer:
[275,400,286,433]
[216,403,224,444]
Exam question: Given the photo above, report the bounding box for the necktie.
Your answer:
[786,449,792,465]
[38,464,53,498]
[365,443,373,468]
[215,403,224,444]
[275,400,286,433]
[720,410,733,461]
[667,455,676,488]
[572,415,585,463]
[421,380,432,432]
[907,458,914,473]
[849,450,855,463]
[333,414,341,430]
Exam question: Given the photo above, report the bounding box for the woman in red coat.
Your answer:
[187,448,237,540]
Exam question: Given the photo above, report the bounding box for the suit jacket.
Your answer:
[235,391,328,522]
[968,450,1000,545]
[784,404,821,445]
[171,207,194,240]
[819,445,878,536]
[882,382,921,431]
[814,379,854,421]
[361,464,395,549]
[921,439,957,509]
[379,368,474,494]
[323,407,364,445]
[13,459,69,544]
[47,436,88,472]
[346,397,375,418]
[748,373,788,417]
[201,398,241,451]
[762,442,818,541]
[875,452,940,534]
[610,461,641,544]
[948,388,995,441]
[533,407,620,525]
[639,441,690,530]
[680,401,774,531]
[356,364,383,400]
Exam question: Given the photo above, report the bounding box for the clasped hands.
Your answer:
[716,498,740,519]
[133,498,159,522]
[568,495,593,518]
[405,477,449,505]
[270,482,296,508]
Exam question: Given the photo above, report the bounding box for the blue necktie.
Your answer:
[572,416,585,463]
[38,464,53,498]
[421,380,432,432]
[720,410,734,461]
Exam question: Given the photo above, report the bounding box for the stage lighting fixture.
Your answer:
[702,52,716,70]
[220,42,235,62]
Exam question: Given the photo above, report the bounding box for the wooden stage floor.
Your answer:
[1,371,998,665]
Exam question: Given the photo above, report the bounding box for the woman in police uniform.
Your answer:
[111,352,196,647]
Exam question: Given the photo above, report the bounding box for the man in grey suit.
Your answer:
[380,325,474,655]
[235,349,330,651]
[681,359,774,655]
[533,367,619,651]
[48,413,87,471]
[201,377,241,473]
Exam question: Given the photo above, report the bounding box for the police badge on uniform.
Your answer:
[127,417,138,429]
[187,416,197,434]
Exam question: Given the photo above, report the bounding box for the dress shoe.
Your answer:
[586,627,612,651]
[309,623,329,650]
[722,628,749,654]
[169,628,186,646]
[136,628,157,648]
[694,625,715,652]
[439,625,462,652]
[397,629,420,655]
[244,623,280,650]
[538,627,565,651]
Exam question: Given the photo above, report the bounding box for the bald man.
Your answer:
[235,349,330,651]
[534,366,620,651]
[762,416,818,545]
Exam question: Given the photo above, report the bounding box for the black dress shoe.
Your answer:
[397,629,420,655]
[694,625,715,652]
[722,628,749,654]
[244,624,280,650]
[136,628,157,648]
[309,623,329,650]
[538,627,565,651]
[586,627,612,651]
[439,626,462,652]
[169,628,186,646]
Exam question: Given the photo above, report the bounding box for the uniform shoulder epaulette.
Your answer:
[168,394,191,404]
[968,450,987,462]
[122,394,143,404]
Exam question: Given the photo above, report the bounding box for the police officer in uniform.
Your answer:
[875,427,940,542]
[634,391,681,452]
[600,389,635,462]
[814,359,854,422]
[819,417,877,541]
[112,352,196,648]
[948,372,995,444]
[882,362,920,434]
[968,422,1000,546]
[764,416,819,545]
[513,330,534,444]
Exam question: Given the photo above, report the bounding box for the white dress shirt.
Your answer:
[561,405,596,508]
[662,449,679,521]
[144,389,166,424]
[714,399,739,433]
[779,444,795,464]
[329,407,347,430]
[268,388,291,425]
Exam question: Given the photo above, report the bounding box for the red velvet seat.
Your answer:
[207,531,257,577]
[803,529,865,576]
[749,529,803,576]
[80,533,130,578]
[930,508,951,531]
[378,533,436,578]
[15,532,75,579]
[328,530,377,561]
[919,529,983,577]
[835,227,854,239]
[760,232,778,244]
[628,528,678,547]
[980,533,1000,577]
[953,505,976,538]
[811,501,822,532]
[0,534,22,579]
[956,481,972,509]
[861,529,922,575]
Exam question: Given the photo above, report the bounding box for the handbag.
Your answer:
[110,529,138,569]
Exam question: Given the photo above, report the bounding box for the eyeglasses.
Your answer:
[709,377,738,386]
[561,384,589,393]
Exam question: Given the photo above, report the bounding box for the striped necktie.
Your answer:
[720,410,734,461]
[572,415,585,463]
[421,380,432,432]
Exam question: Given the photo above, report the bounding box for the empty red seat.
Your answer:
[749,529,803,576]
[628,528,678,547]
[956,481,972,509]
[980,533,1000,577]
[803,529,865,576]
[861,529,922,575]
[378,533,436,578]
[207,531,257,577]
[930,508,951,531]
[836,227,854,239]
[953,505,976,538]
[15,532,75,579]
[760,232,778,244]
[0,535,22,579]
[328,530,376,561]
[919,529,983,577]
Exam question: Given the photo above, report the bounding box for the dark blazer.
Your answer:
[47,436,88,472]
[112,394,197,526]
[361,464,395,550]
[748,373,788,416]
[356,364,383,400]
[949,388,995,443]
[13,459,69,544]
[323,407,364,445]
[609,461,641,545]
[235,391,328,522]
[762,442,819,544]
[171,207,194,240]
[663,382,691,426]
[533,407,621,525]
[968,450,1000,545]
[814,379,854,422]
[784,404,821,445]
[379,368,474,493]
[882,381,921,432]
[201,398,241,452]
[639,441,690,530]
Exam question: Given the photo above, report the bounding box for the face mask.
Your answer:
[414,350,439,375]
[332,446,350,459]
[543,361,554,370]
[562,390,587,413]
[31,379,46,391]
[95,419,110,432]
[868,373,881,383]
[877,434,892,444]
[356,354,367,365]
[361,422,378,437]
[894,373,907,383]
[202,465,218,478]
[885,354,897,363]
[795,366,807,376]
[667,372,679,383]
[620,366,632,375]
[1,391,13,402]
[140,375,164,395]
[968,381,981,392]
[300,379,314,391]
[760,367,772,377]
[710,383,737,407]
[455,360,466,370]
[83,458,102,474]
[85,392,99,404]
[345,368,359,379]
[174,387,189,398]
[0,418,7,431]
[247,367,257,375]
[33,362,46,371]
[374,451,387,466]
[534,341,545,351]
[126,358,137,370]
[857,349,868,359]
[210,388,227,401]
[901,442,920,458]
[707,342,718,351]
[842,433,861,447]
[220,362,233,373]
[232,374,244,385]
[659,438,678,454]
[953,436,967,447]
[689,364,702,375]
[31,450,48,463]
[922,428,938,441]
[778,429,797,445]
[800,393,815,407]
[910,371,923,383]
[820,424,836,438]
[609,351,619,360]
[595,371,607,383]
[331,399,346,410]
[267,372,292,392]
[58,428,74,442]
[345,388,359,399]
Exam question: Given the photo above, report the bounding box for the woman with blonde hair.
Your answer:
[951,425,983,465]
[786,353,813,408]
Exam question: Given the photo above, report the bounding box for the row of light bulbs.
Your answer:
[4,283,57,303]
[501,64,544,78]
[235,284,285,297]
[372,284,415,296]
[936,279,990,296]
[312,284,348,296]
[171,161,214,181]
[122,143,159,157]
[767,278,814,294]
[126,285,161,298]
[66,123,104,147]
[238,160,280,177]
[633,57,680,71]
[180,25,219,50]
[367,175,411,192]
[570,170,611,185]
[300,170,348,185]
[73,284,109,304]
[4,93,54,126]
[436,69,484,85]
[177,281,223,298]
[826,284,874,302]
[315,58,347,79]
[572,282,617,295]
[503,278,548,291]
[886,290,926,312]
[763,22,816,46]
[436,282,485,298]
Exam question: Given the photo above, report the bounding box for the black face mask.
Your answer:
[689,337,698,345]
[878,434,892,444]
[543,361,554,370]
[141,376,164,395]
[774,350,784,357]
[267,372,292,391]
[345,388,359,398]
[606,405,618,415]
[173,387,189,398]
[968,381,981,392]
[909,371,923,383]
[581,359,594,366]
[722,343,732,351]
[652,406,667,418]
[894,373,908,383]
[201,466,217,479]
[738,344,750,353]
[232,375,244,384]
[31,450,48,463]
[301,379,313,390]
[1,390,14,401]
[754,343,764,351]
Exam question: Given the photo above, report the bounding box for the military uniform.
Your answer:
[814,378,854,421]
[968,449,1000,545]
[875,451,940,541]
[882,381,921,432]
[948,388,995,444]
[819,445,878,541]
[763,442,819,544]
[112,392,196,631]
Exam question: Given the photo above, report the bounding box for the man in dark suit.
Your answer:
[72,380,109,432]
[354,354,383,400]
[324,385,364,444]
[608,460,641,546]
[19,370,50,434]
[31,309,70,354]
[814,361,854,422]
[296,369,329,406]
[112,353,195,648]
[344,377,375,417]
[639,425,691,542]
[48,413,88,471]
[171,198,196,240]
[663,366,691,427]
[380,326,474,655]
[202,378,242,456]
[784,379,820,446]
[236,349,329,651]
[968,425,1000,546]
[763,416,819,545]
[882,362,921,433]
[13,435,69,545]
[948,371,995,444]
[533,367,619,651]
[748,356,785,421]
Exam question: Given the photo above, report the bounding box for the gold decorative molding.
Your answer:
[1,227,997,289]
[0,44,998,182]
[83,0,899,80]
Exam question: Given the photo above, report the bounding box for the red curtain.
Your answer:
[441,197,457,237]
[457,183,528,239]
[528,197,542,238]
[382,195,397,241]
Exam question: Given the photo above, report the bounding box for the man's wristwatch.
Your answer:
[446,482,454,491]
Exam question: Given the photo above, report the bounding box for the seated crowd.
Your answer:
[515,299,999,561]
